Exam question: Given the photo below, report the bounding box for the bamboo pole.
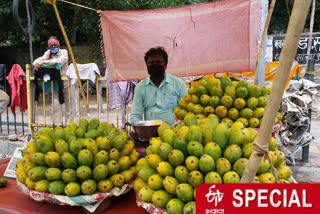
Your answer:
[303,0,316,76]
[78,85,80,122]
[87,80,89,106]
[285,0,291,18]
[26,64,33,135]
[57,0,98,12]
[106,82,109,123]
[126,104,129,132]
[51,81,55,126]
[49,0,90,114]
[60,105,63,127]
[241,0,312,183]
[42,81,46,126]
[253,0,277,84]
[68,79,71,123]
[116,109,119,129]
[35,101,38,130]
[30,122,55,128]
[96,77,99,119]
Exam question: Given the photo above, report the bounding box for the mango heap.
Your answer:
[134,115,293,214]
[174,77,283,128]
[16,119,139,196]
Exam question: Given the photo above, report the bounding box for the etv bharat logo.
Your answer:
[205,185,224,206]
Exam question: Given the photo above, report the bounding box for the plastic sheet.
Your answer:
[276,78,320,165]
[99,0,263,83]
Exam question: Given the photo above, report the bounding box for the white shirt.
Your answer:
[33,49,69,76]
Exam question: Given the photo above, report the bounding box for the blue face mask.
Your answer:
[49,47,59,54]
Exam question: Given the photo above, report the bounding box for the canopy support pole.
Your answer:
[241,0,312,183]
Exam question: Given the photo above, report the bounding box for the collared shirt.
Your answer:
[130,73,187,125]
[33,49,68,88]
[33,49,68,76]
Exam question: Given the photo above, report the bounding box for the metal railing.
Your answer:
[25,64,128,136]
[0,66,28,136]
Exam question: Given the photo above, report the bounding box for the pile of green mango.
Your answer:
[134,115,293,214]
[16,118,139,196]
[174,76,283,128]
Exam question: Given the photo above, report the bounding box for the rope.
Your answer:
[253,141,279,183]
[58,0,99,12]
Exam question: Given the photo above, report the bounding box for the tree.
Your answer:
[268,0,320,34]
[0,0,201,48]
[1,0,318,47]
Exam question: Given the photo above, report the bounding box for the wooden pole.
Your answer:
[68,79,71,123]
[106,83,109,123]
[303,0,316,76]
[78,85,80,122]
[42,81,46,126]
[96,77,99,119]
[51,81,54,126]
[241,0,312,183]
[285,0,291,18]
[50,0,90,114]
[253,0,277,84]
[25,0,33,67]
[26,64,33,135]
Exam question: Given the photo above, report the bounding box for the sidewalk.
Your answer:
[290,119,320,183]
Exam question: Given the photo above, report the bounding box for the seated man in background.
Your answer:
[33,36,74,125]
[130,47,187,125]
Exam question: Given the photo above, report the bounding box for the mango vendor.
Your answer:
[130,47,187,125]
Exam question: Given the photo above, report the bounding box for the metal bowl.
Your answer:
[131,120,162,142]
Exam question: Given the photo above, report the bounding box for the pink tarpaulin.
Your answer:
[99,0,263,83]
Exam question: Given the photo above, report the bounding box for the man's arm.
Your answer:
[33,51,50,70]
[130,85,144,123]
[42,49,68,66]
[178,79,188,99]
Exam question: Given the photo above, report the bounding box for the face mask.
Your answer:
[147,64,165,78]
[49,47,59,54]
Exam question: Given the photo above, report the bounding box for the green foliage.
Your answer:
[0,0,201,47]
[0,0,318,48]
[268,0,320,34]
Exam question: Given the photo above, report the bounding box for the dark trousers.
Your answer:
[34,67,64,104]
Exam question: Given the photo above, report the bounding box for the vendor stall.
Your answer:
[0,158,148,214]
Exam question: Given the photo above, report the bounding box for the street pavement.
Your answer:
[290,119,320,183]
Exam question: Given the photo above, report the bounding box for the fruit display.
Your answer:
[135,115,293,214]
[174,76,283,128]
[16,119,139,196]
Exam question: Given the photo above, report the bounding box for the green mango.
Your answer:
[212,123,229,150]
[87,118,100,131]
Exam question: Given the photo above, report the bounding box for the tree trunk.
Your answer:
[241,0,312,183]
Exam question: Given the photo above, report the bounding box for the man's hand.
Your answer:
[34,62,43,70]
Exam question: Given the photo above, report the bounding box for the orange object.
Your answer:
[265,61,302,88]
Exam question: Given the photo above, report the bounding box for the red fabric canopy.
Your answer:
[99,0,263,83]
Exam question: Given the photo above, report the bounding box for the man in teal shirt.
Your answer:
[130,47,187,125]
